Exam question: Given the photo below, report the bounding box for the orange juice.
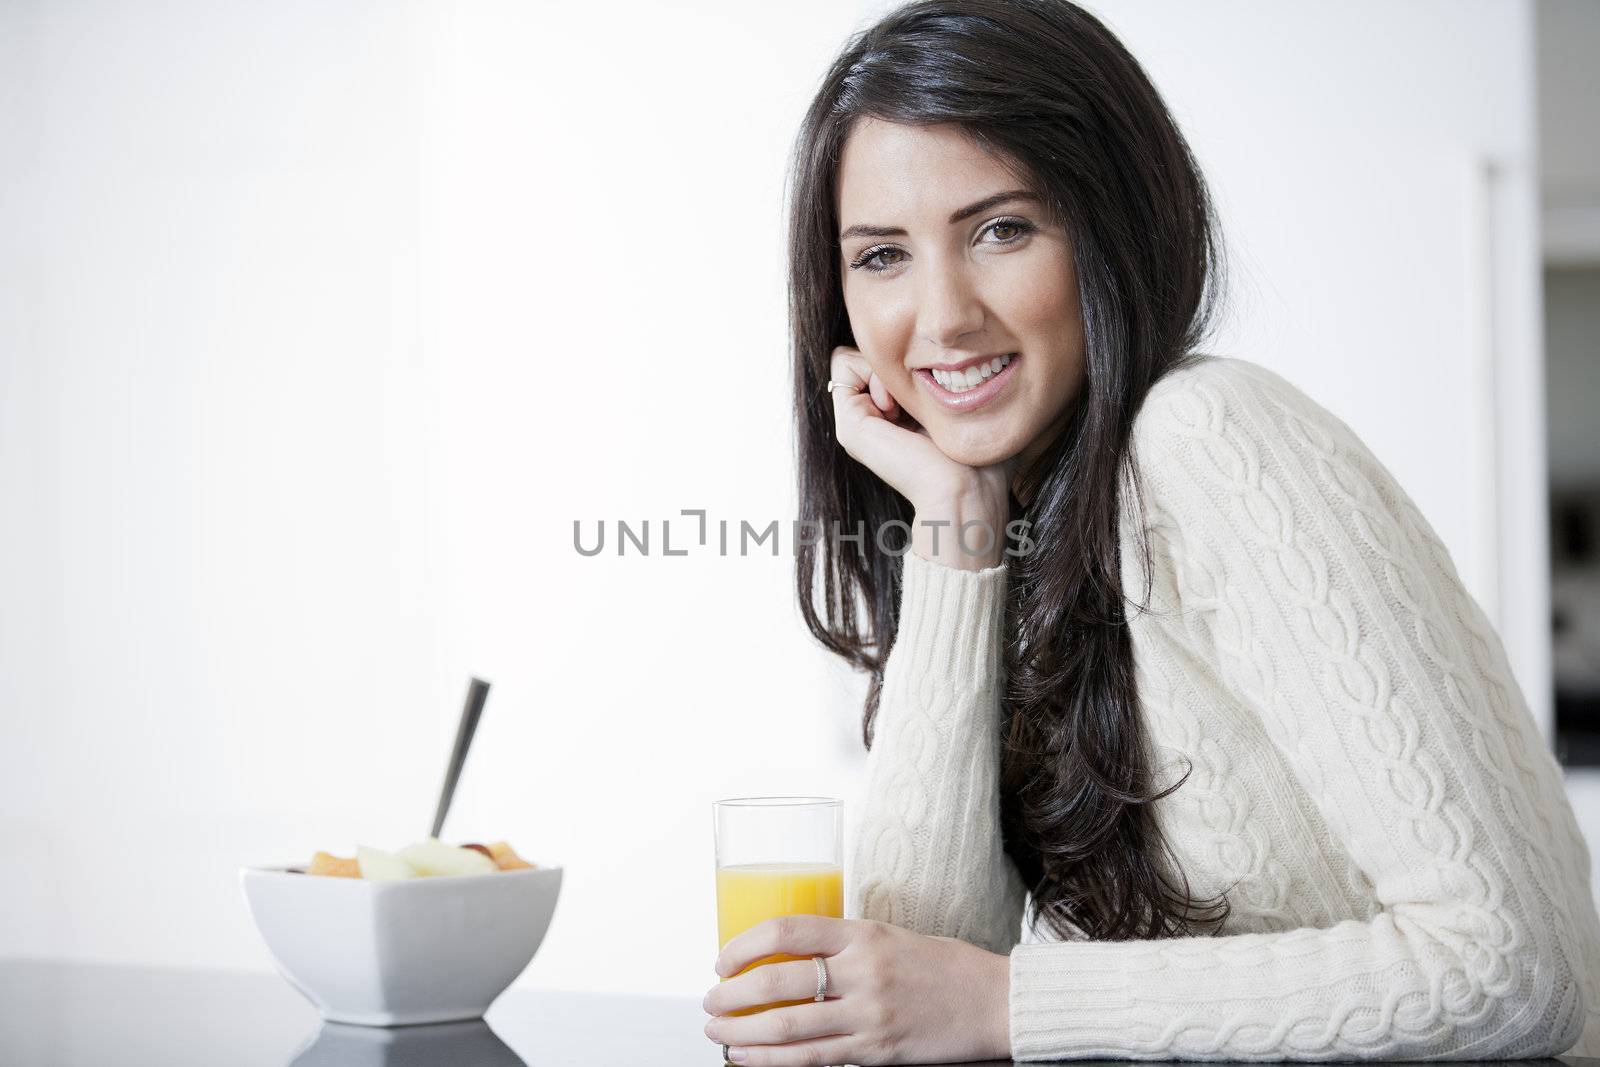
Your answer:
[715,862,844,1015]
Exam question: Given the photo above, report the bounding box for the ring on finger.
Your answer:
[812,955,829,1001]
[718,958,836,1019]
[824,379,862,396]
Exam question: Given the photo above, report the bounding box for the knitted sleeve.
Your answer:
[1007,358,1600,1060]
[849,547,1030,956]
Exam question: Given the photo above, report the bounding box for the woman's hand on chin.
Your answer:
[702,915,1012,1066]
[830,345,1013,571]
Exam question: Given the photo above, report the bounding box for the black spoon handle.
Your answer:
[431,677,491,839]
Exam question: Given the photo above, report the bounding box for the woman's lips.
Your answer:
[913,353,1020,413]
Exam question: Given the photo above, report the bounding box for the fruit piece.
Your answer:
[460,842,495,860]
[396,837,497,877]
[357,845,419,881]
[308,851,360,878]
[486,840,536,870]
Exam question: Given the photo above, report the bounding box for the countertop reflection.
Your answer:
[1,959,1594,1067]
[0,958,708,1066]
[292,1020,524,1066]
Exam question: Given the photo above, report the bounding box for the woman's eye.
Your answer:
[985,218,1034,244]
[850,246,903,273]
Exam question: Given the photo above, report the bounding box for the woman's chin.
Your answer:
[925,428,1022,472]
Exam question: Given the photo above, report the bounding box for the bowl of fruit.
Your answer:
[241,837,561,1026]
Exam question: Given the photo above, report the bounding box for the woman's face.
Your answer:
[836,118,1086,471]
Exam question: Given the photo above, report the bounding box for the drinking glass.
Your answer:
[712,797,843,1017]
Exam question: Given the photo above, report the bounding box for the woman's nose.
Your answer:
[916,261,986,351]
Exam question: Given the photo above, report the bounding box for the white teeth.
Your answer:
[929,353,1015,393]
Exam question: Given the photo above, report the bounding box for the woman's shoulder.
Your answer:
[1123,353,1427,566]
[1129,353,1365,473]
[1137,353,1329,429]
[1116,354,1437,628]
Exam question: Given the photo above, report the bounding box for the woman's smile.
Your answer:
[914,351,1019,412]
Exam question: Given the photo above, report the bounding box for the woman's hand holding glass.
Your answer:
[702,914,1011,1066]
[829,345,1013,571]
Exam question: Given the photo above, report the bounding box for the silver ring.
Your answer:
[812,955,829,1001]
[824,379,861,396]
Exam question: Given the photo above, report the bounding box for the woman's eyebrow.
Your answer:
[838,190,1038,242]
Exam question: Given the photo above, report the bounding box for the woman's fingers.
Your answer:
[715,915,855,979]
[704,957,842,1017]
[705,998,850,1049]
[830,346,900,419]
[867,370,897,417]
[826,346,946,502]
[828,346,871,395]
[724,1034,860,1067]
[827,347,879,426]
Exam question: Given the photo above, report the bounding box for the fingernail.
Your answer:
[727,1049,747,1064]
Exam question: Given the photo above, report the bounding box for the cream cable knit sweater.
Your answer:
[849,355,1600,1061]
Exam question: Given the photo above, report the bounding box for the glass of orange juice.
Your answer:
[713,797,843,1021]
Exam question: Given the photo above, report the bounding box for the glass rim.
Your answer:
[713,795,840,808]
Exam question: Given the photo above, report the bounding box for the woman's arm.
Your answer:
[850,547,1030,957]
[1006,358,1600,1060]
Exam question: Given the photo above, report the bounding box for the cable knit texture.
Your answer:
[848,356,1600,1061]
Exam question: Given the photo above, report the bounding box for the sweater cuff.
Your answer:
[892,550,1008,688]
[1009,940,1145,1058]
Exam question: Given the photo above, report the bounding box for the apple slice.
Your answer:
[308,851,360,878]
[357,845,419,881]
[486,840,536,870]
[396,837,497,877]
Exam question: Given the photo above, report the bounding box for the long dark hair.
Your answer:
[789,0,1231,942]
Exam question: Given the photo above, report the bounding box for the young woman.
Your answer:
[701,1,1600,1063]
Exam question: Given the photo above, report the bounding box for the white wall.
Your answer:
[0,0,1559,997]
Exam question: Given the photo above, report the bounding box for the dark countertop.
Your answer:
[0,958,1591,1067]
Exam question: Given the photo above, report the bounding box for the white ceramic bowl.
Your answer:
[241,864,562,1026]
